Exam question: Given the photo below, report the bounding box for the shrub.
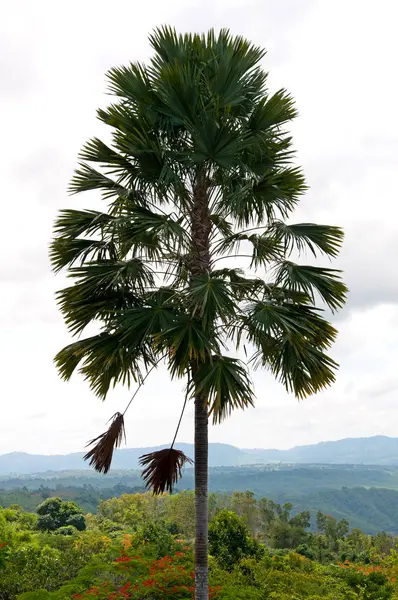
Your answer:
[209,510,263,570]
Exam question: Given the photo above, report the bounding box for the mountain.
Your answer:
[1,435,398,475]
[245,435,398,465]
[0,443,246,475]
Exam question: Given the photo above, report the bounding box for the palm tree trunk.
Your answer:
[194,385,209,599]
[191,173,211,600]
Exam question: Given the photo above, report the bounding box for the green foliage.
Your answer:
[66,514,86,531]
[36,498,86,532]
[37,514,57,532]
[54,525,76,536]
[209,510,263,569]
[135,519,177,558]
[336,568,393,600]
[1,498,398,599]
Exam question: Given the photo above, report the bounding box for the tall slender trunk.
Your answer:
[194,381,209,599]
[191,174,211,600]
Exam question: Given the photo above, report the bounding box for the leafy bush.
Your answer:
[54,526,76,536]
[36,498,86,532]
[209,510,263,569]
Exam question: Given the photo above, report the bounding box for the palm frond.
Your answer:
[275,261,348,312]
[211,268,267,301]
[56,260,155,335]
[248,89,298,132]
[52,209,115,239]
[54,332,155,398]
[140,448,193,494]
[243,300,338,350]
[83,413,125,474]
[187,274,238,326]
[50,237,117,273]
[160,315,218,378]
[69,163,130,199]
[221,167,307,226]
[191,355,255,424]
[271,221,344,258]
[267,340,338,399]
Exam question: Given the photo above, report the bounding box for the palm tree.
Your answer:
[51,27,347,599]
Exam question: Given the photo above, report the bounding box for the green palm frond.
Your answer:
[54,332,155,398]
[242,299,339,398]
[209,214,234,238]
[271,221,344,258]
[187,274,238,326]
[50,237,117,273]
[117,303,179,348]
[248,89,298,132]
[52,209,115,239]
[106,61,155,105]
[221,166,307,227]
[56,284,140,336]
[57,260,154,334]
[244,301,337,349]
[191,355,255,424]
[69,163,130,199]
[78,137,136,173]
[123,206,187,248]
[161,315,218,378]
[267,340,338,399]
[275,261,348,312]
[214,231,283,266]
[68,259,155,293]
[211,268,267,301]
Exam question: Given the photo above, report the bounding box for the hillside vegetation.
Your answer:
[2,491,398,599]
[2,464,398,533]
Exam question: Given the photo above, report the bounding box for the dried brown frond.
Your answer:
[139,448,193,494]
[83,412,125,474]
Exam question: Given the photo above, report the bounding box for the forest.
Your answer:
[2,464,398,534]
[2,490,398,599]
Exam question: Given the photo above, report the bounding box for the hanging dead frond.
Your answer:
[139,448,193,494]
[83,412,125,473]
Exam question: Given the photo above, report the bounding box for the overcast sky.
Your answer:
[1,0,397,455]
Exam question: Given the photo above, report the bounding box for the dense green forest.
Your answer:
[2,465,398,534]
[2,491,398,599]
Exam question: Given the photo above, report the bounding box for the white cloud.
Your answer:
[0,0,397,454]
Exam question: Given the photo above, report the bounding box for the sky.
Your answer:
[1,0,398,455]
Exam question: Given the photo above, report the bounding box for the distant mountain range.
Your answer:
[1,435,398,474]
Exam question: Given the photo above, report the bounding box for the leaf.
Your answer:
[268,339,338,399]
[192,355,255,424]
[271,221,344,258]
[241,299,339,398]
[248,89,298,132]
[140,448,193,494]
[52,208,116,239]
[69,163,129,199]
[221,167,307,226]
[83,413,126,474]
[56,260,154,334]
[244,300,337,350]
[212,268,267,300]
[160,315,217,378]
[276,261,348,312]
[50,237,117,273]
[188,274,238,326]
[54,332,155,398]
